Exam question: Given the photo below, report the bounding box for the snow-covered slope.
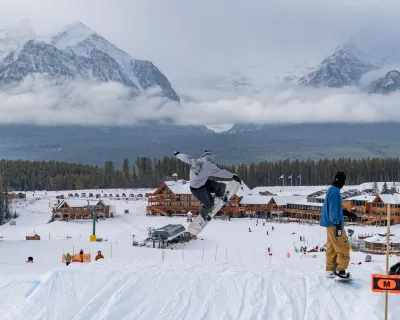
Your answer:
[0,22,179,102]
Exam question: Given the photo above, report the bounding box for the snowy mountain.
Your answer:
[369,70,400,94]
[0,22,179,102]
[299,44,377,87]
[298,28,400,89]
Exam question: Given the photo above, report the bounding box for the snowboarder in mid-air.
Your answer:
[174,150,241,224]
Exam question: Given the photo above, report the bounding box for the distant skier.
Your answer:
[174,150,241,223]
[26,256,33,263]
[272,226,274,231]
[320,171,351,280]
[249,227,252,232]
[267,231,269,235]
[79,249,84,263]
[65,253,72,266]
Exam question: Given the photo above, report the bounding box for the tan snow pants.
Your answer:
[326,226,350,272]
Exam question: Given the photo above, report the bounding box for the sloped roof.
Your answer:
[240,195,272,205]
[345,195,376,202]
[164,180,192,195]
[364,234,400,244]
[273,196,307,206]
[377,194,400,204]
[63,199,99,207]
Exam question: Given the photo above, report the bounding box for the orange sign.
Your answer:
[372,274,400,293]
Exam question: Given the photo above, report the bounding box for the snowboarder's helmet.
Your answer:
[202,150,214,162]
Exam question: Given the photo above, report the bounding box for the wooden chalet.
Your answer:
[52,199,111,221]
[147,177,246,217]
[370,194,400,225]
[240,195,273,216]
[26,233,40,240]
[342,195,375,224]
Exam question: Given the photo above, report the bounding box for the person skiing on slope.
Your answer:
[174,150,241,222]
[320,171,351,280]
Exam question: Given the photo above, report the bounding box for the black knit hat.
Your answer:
[333,171,346,188]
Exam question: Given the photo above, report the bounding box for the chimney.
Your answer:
[172,173,178,182]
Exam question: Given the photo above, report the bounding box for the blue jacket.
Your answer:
[320,185,344,227]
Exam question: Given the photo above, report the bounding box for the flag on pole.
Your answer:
[279,175,284,179]
[288,174,293,186]
[288,174,292,179]
[296,174,302,186]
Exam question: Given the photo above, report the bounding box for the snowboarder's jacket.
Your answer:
[320,185,344,227]
[176,152,234,188]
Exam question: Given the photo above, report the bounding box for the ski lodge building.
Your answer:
[146,176,400,225]
[52,199,114,221]
[146,174,250,217]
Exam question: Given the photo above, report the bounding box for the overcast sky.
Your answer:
[2,0,400,128]
[1,0,399,84]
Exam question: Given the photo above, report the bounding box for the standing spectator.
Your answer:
[320,171,351,280]
[66,253,72,266]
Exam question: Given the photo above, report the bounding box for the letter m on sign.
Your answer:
[372,274,400,294]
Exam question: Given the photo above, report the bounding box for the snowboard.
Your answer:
[188,180,241,236]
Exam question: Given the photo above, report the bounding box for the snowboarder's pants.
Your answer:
[190,179,226,219]
[326,226,350,272]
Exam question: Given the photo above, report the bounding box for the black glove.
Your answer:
[232,175,242,184]
[343,209,350,216]
[173,151,180,156]
[336,223,342,237]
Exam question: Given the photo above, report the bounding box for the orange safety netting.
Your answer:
[62,253,91,263]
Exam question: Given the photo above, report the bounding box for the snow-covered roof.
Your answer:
[377,194,400,204]
[240,195,273,205]
[273,196,307,206]
[345,195,376,202]
[286,198,324,207]
[364,234,400,244]
[100,199,112,206]
[164,180,191,195]
[64,200,99,207]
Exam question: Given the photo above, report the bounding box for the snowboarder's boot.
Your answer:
[335,270,351,281]
[325,270,335,278]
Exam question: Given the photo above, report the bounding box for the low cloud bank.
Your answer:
[1,76,400,127]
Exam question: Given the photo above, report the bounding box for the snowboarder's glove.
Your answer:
[335,223,342,237]
[173,151,180,156]
[343,209,350,216]
[232,175,242,184]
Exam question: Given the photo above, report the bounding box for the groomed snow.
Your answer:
[0,188,399,319]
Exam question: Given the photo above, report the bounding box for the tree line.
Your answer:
[0,157,400,191]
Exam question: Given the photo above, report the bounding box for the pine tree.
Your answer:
[372,181,379,195]
[381,181,391,194]
[4,191,10,221]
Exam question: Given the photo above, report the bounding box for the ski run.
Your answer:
[0,187,399,320]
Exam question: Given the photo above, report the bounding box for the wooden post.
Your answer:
[385,203,391,320]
